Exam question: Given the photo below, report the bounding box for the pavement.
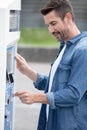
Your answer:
[14,62,50,130]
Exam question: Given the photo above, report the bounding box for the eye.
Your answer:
[45,21,57,28]
[51,22,57,26]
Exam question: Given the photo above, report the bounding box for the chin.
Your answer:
[56,35,61,40]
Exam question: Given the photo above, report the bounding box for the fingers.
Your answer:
[13,91,34,104]
[13,91,28,104]
[16,53,25,64]
[16,53,25,61]
[15,53,27,72]
[14,91,28,97]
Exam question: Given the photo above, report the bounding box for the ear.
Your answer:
[64,12,72,23]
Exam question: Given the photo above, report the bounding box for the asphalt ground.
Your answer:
[14,62,50,130]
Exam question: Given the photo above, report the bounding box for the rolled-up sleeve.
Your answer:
[46,92,56,109]
[33,73,48,91]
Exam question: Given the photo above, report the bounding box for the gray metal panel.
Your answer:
[20,0,87,31]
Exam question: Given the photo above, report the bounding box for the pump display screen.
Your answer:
[7,49,14,74]
[6,45,15,75]
[9,10,20,32]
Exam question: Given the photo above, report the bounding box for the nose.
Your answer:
[48,25,55,34]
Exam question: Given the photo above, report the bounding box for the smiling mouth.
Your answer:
[53,31,60,35]
[53,32,60,38]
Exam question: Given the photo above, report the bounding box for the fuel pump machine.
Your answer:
[0,0,21,130]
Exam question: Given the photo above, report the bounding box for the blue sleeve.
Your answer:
[46,48,87,108]
[46,92,56,109]
[33,73,48,91]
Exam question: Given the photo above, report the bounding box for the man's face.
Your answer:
[44,10,70,42]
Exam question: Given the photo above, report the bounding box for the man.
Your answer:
[14,0,87,130]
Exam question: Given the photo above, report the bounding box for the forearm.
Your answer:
[25,66,37,82]
[33,93,49,104]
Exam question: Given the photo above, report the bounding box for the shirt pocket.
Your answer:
[58,63,72,83]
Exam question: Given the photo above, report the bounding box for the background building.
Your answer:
[20,0,87,31]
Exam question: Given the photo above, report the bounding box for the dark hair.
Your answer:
[40,0,75,21]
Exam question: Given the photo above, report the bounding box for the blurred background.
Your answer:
[15,0,87,130]
[19,0,87,47]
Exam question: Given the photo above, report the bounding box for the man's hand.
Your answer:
[16,54,37,82]
[14,91,35,104]
[16,53,29,75]
[14,91,49,105]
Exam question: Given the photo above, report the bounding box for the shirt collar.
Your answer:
[60,31,87,46]
[69,31,87,44]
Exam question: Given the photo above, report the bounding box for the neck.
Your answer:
[69,23,80,40]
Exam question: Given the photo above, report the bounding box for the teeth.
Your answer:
[54,32,57,35]
[55,32,60,35]
[55,33,59,36]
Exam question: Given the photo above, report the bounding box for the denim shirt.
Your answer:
[34,32,87,130]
